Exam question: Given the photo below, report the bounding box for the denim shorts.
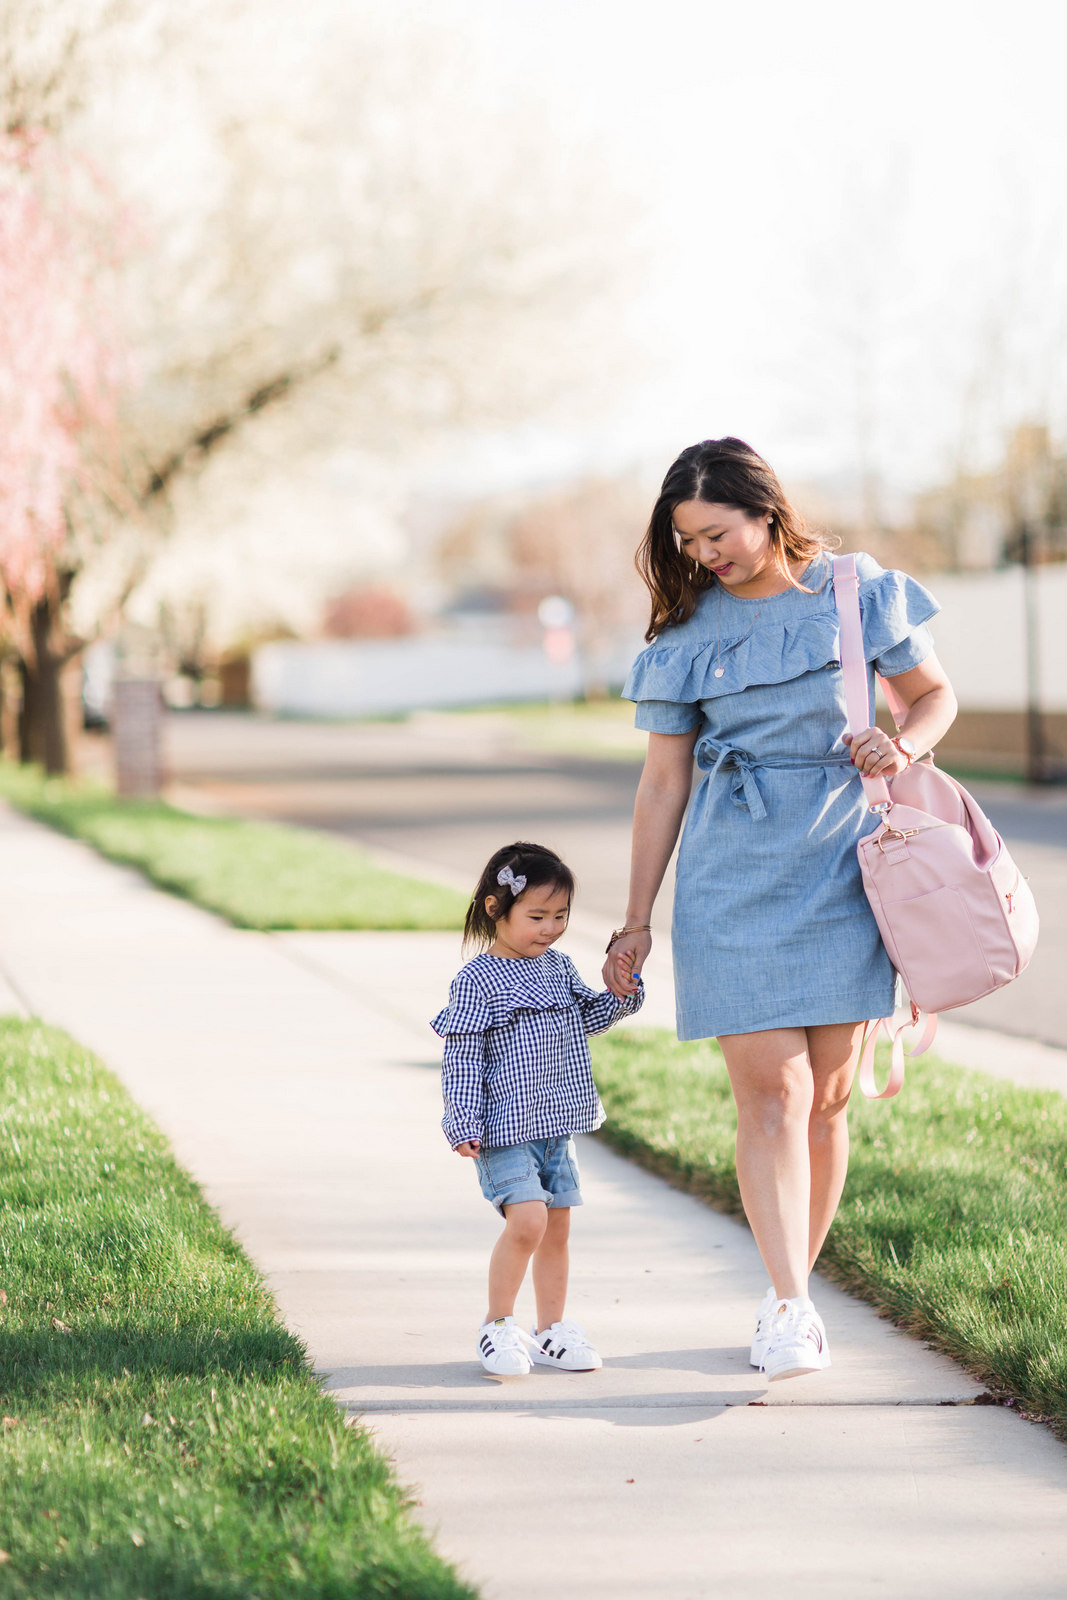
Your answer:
[474,1137,583,1215]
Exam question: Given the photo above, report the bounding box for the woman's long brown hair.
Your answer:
[636,437,833,641]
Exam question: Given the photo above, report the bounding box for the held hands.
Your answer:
[602,929,651,998]
[454,1140,481,1158]
[843,727,910,779]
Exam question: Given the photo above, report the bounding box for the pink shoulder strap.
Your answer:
[832,554,892,813]
[832,553,939,1096]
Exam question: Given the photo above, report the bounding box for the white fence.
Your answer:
[250,566,1066,720]
[252,633,643,718]
[924,565,1067,711]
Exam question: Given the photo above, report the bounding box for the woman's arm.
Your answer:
[602,727,699,996]
[845,652,958,777]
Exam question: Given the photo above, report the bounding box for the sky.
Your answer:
[408,0,1067,508]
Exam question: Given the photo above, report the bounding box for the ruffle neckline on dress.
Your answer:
[623,553,940,707]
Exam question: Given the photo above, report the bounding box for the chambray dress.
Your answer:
[622,552,940,1039]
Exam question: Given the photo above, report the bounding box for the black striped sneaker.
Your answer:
[477,1317,536,1375]
[530,1319,602,1371]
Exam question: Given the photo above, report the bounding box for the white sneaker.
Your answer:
[762,1297,830,1382]
[476,1317,536,1376]
[530,1319,603,1371]
[749,1286,777,1369]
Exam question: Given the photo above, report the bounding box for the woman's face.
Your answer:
[672,501,775,592]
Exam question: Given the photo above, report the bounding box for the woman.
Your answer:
[603,437,957,1381]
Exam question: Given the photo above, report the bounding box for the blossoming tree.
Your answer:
[0,128,131,772]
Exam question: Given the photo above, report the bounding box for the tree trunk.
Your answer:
[18,596,77,776]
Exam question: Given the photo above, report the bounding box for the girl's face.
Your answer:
[487,882,571,960]
[672,500,777,594]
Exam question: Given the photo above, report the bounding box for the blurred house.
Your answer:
[913,564,1067,777]
[252,577,641,717]
[252,476,651,716]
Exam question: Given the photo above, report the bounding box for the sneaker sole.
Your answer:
[766,1361,824,1381]
[530,1352,602,1371]
[764,1348,830,1382]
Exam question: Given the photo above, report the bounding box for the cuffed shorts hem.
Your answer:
[474,1136,583,1216]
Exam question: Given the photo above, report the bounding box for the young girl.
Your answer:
[432,841,644,1377]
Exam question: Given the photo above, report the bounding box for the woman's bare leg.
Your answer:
[805,1022,863,1268]
[719,1027,813,1301]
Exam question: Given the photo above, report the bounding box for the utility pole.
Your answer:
[1009,423,1056,786]
[1018,514,1048,786]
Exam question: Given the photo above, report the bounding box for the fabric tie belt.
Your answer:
[695,739,855,821]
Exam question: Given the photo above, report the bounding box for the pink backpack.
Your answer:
[833,555,1039,1098]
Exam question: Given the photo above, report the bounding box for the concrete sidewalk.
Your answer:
[1,803,1066,1599]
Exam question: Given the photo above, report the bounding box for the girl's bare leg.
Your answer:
[805,1021,863,1268]
[719,1027,814,1301]
[486,1201,548,1321]
[532,1207,571,1330]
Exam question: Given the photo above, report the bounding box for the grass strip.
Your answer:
[0,1017,475,1599]
[0,763,465,930]
[592,1028,1067,1433]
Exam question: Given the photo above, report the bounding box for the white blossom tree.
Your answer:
[0,0,640,769]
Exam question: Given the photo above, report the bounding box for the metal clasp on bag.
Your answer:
[876,824,919,853]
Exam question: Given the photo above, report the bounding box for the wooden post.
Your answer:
[113,679,163,798]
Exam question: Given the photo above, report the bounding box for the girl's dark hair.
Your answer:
[636,436,834,640]
[463,841,575,950]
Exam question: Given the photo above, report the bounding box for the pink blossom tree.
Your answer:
[0,127,131,772]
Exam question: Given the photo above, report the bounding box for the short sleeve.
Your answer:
[857,564,940,679]
[633,699,703,734]
[874,623,936,678]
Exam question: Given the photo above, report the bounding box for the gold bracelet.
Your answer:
[605,924,652,954]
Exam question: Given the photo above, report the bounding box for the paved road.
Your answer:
[156,711,1067,1049]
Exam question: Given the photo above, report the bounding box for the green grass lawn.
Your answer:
[592,1028,1067,1434]
[0,1018,475,1599]
[0,763,466,931]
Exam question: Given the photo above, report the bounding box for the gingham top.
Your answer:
[431,947,644,1149]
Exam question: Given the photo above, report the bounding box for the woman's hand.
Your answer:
[843,727,909,778]
[603,929,652,997]
[454,1140,481,1158]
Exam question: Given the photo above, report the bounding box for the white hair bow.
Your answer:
[497,864,527,896]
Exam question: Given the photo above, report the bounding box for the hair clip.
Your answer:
[497,864,527,896]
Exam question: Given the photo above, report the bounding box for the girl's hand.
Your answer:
[602,929,651,997]
[454,1140,481,1158]
[843,727,909,779]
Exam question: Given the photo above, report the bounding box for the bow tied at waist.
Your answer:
[694,739,855,821]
